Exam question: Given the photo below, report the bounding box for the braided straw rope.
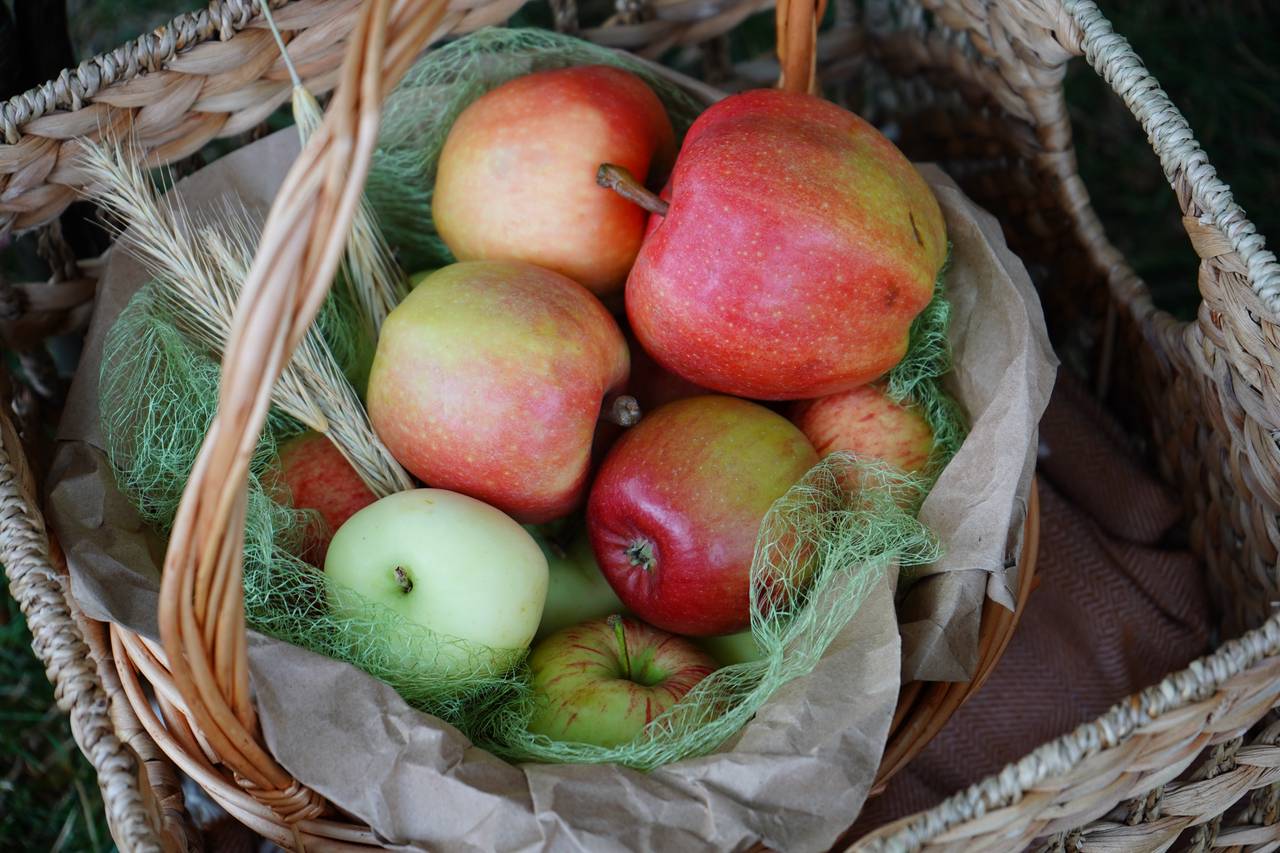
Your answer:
[854,613,1280,851]
[581,0,775,61]
[0,0,522,235]
[0,399,170,852]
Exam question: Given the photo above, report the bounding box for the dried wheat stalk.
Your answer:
[80,138,412,497]
[263,0,406,333]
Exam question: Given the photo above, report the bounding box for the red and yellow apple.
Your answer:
[432,65,674,297]
[527,615,717,747]
[625,88,947,399]
[790,383,934,475]
[367,261,629,523]
[272,431,377,564]
[587,395,818,636]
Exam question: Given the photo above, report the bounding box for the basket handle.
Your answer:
[776,0,826,93]
[1062,0,1279,318]
[156,0,449,822]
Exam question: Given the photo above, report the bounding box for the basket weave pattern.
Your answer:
[1,0,1278,850]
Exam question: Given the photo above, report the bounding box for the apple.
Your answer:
[325,489,548,679]
[622,88,947,400]
[366,261,630,523]
[790,383,934,477]
[529,525,626,641]
[587,395,819,636]
[699,631,765,666]
[271,431,377,565]
[527,615,718,747]
[432,65,675,297]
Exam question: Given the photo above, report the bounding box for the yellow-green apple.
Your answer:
[432,66,674,297]
[325,489,548,679]
[527,615,717,746]
[530,525,626,641]
[587,395,818,636]
[699,631,765,666]
[271,431,376,565]
[790,383,934,475]
[620,88,947,399]
[366,261,631,523]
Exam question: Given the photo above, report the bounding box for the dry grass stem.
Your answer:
[263,0,406,333]
[80,137,412,496]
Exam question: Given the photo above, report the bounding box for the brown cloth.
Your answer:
[854,371,1214,832]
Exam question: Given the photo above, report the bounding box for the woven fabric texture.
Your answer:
[854,372,1214,832]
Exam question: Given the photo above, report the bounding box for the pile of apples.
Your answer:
[275,64,947,748]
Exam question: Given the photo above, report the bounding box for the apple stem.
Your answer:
[601,395,642,428]
[394,566,413,594]
[597,164,669,217]
[608,615,633,680]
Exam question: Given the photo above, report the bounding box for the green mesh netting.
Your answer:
[101,282,527,727]
[98,28,967,768]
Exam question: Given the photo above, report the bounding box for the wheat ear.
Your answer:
[81,137,413,496]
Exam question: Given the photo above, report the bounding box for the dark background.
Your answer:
[1,1,1277,848]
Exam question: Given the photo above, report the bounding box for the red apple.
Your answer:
[527,615,717,747]
[790,383,934,475]
[273,431,376,564]
[587,395,818,636]
[432,65,674,297]
[367,261,629,523]
[625,88,947,400]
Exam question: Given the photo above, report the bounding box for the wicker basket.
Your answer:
[1,0,1277,849]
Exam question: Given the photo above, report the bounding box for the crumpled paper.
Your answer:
[47,125,1053,850]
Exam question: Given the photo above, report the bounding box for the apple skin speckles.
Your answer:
[366,261,629,524]
[626,88,947,400]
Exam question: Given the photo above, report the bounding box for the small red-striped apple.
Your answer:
[790,383,934,475]
[273,431,376,564]
[527,615,717,747]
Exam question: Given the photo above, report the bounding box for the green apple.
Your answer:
[527,616,718,747]
[529,525,626,641]
[325,489,548,680]
[699,631,765,666]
